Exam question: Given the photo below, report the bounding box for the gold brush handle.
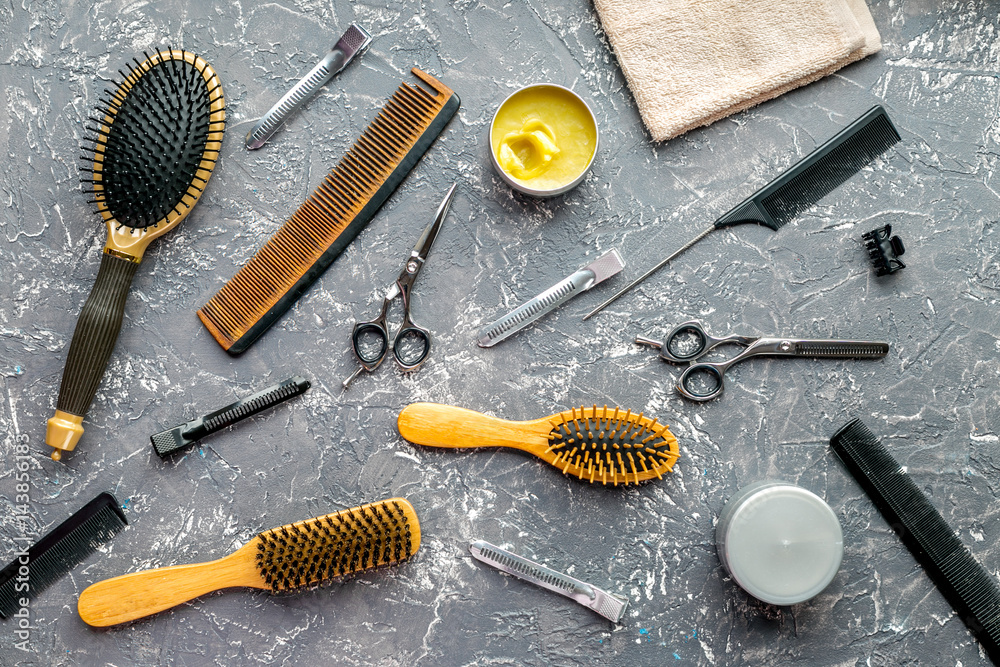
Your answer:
[397,403,547,452]
[77,543,264,627]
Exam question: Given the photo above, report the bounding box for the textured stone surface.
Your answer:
[1,0,999,665]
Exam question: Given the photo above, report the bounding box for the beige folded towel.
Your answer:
[594,0,881,142]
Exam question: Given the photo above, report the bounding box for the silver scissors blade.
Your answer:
[411,182,457,264]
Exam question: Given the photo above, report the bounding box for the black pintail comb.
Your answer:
[0,492,128,618]
[830,418,1000,663]
[151,376,311,457]
[585,105,901,319]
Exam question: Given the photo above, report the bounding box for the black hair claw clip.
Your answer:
[861,224,905,276]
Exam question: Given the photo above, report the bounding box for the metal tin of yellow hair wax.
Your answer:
[489,84,599,198]
[716,481,843,606]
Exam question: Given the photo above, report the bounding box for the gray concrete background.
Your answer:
[1,0,999,665]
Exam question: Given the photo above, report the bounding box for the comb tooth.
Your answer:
[369,111,410,150]
[354,134,395,170]
[364,123,405,157]
[381,100,424,135]
[396,84,436,118]
[346,142,387,176]
[311,183,353,221]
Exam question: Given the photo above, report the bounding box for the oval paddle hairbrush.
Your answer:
[46,49,225,461]
[397,403,680,485]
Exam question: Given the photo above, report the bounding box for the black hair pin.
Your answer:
[151,376,311,457]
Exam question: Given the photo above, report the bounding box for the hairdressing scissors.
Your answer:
[636,320,889,401]
[342,183,457,390]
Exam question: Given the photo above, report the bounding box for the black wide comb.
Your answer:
[830,419,1000,662]
[0,493,127,618]
[585,105,901,319]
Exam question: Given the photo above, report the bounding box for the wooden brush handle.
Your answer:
[78,542,264,627]
[397,403,546,452]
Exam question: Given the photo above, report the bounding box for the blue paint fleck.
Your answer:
[199,447,206,458]
[673,653,681,660]
[121,499,131,510]
[14,365,23,375]
[639,628,648,635]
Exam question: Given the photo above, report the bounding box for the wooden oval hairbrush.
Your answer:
[77,498,420,627]
[397,403,680,485]
[46,48,225,461]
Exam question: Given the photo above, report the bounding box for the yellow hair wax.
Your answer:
[490,85,598,195]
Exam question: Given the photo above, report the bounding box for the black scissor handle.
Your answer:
[676,362,726,401]
[352,321,389,368]
[392,322,431,371]
[661,320,712,362]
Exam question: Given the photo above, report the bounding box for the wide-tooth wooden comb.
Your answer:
[198,67,460,354]
[77,498,420,627]
[397,403,680,486]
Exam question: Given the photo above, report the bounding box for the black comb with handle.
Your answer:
[0,492,128,618]
[151,376,310,457]
[830,418,1000,663]
[584,105,901,319]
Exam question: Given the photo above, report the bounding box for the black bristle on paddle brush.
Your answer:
[0,493,128,618]
[585,105,901,319]
[81,48,216,229]
[830,419,1000,663]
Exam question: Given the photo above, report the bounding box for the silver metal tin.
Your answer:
[716,481,843,606]
[488,83,599,198]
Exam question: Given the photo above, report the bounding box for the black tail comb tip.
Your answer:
[0,492,127,618]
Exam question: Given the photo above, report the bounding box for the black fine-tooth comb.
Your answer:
[151,376,311,457]
[585,105,901,318]
[830,418,1000,662]
[0,492,128,618]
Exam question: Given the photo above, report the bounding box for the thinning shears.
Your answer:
[343,183,457,389]
[636,320,889,401]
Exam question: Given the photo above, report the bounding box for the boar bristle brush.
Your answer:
[77,498,420,627]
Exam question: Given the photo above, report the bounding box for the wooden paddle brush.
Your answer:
[47,48,226,461]
[398,403,680,485]
[77,498,420,627]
